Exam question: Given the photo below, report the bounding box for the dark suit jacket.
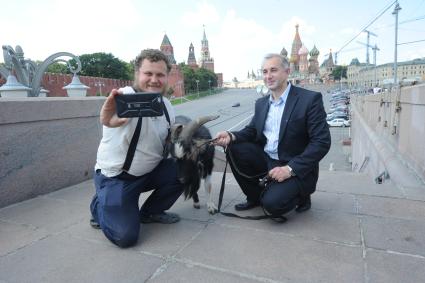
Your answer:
[233,85,331,195]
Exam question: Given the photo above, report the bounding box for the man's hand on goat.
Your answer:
[214,131,233,147]
[100,89,128,128]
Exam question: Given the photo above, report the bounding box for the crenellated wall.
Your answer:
[42,73,132,96]
[350,84,425,187]
[1,70,185,98]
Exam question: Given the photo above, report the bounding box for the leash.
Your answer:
[195,137,219,148]
[216,140,287,223]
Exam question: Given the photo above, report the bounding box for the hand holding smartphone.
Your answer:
[115,92,164,118]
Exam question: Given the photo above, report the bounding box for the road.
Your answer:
[174,88,259,137]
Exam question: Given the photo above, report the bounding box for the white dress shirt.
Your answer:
[263,83,291,159]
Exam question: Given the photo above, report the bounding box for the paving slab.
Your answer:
[318,171,405,198]
[311,191,357,214]
[0,220,48,256]
[176,223,364,283]
[46,179,95,205]
[357,194,425,220]
[402,185,425,201]
[1,158,425,282]
[148,261,264,283]
[366,249,425,283]
[361,215,425,257]
[136,220,207,256]
[0,196,86,233]
[0,232,163,283]
[217,198,361,246]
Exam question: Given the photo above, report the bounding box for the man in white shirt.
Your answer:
[215,54,330,222]
[90,49,183,248]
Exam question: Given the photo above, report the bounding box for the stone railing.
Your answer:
[0,97,105,207]
[350,84,425,187]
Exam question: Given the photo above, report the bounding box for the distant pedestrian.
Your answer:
[215,53,331,221]
[90,49,183,248]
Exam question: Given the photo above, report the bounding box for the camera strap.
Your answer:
[122,117,142,172]
[122,89,171,172]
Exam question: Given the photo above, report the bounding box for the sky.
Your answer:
[1,0,424,81]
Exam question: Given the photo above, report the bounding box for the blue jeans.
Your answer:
[90,158,183,248]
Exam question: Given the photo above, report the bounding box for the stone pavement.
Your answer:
[1,166,425,283]
[0,128,424,283]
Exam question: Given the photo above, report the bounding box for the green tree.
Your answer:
[195,67,217,91]
[332,65,347,80]
[178,63,217,93]
[46,62,70,74]
[179,63,197,92]
[70,53,133,80]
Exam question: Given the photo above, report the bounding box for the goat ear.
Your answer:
[171,124,184,141]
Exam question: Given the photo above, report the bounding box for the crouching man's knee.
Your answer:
[104,227,139,248]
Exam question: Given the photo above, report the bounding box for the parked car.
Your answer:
[327,118,350,127]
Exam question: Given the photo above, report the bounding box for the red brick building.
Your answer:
[160,34,185,97]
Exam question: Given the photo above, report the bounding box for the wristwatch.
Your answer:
[287,165,296,177]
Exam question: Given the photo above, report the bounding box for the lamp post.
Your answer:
[392,1,401,87]
[0,45,84,97]
[63,74,90,97]
[0,74,31,97]
[208,79,211,95]
[195,79,200,98]
[94,81,105,96]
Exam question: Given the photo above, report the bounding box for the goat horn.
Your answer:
[180,115,219,142]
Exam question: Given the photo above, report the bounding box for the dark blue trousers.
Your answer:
[90,158,183,248]
[227,142,302,216]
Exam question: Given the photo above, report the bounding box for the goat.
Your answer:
[169,115,219,214]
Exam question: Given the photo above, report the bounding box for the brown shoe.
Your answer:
[234,201,260,211]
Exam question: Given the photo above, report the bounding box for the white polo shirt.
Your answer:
[95,86,175,177]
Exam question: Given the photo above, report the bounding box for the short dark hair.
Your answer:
[134,49,172,73]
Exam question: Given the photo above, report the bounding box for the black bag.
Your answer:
[115,92,164,118]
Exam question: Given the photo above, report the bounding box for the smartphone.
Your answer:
[115,92,164,118]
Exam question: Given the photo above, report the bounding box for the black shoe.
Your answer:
[234,201,260,211]
[90,218,101,229]
[295,196,311,213]
[140,212,180,224]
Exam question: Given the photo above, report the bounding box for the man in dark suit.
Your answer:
[215,53,331,221]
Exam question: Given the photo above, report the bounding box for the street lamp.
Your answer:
[0,45,84,97]
[195,80,200,98]
[392,1,401,87]
[208,79,211,95]
[0,74,31,97]
[63,74,90,97]
[94,81,105,96]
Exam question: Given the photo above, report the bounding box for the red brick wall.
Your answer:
[1,70,185,97]
[42,73,132,97]
[167,65,185,98]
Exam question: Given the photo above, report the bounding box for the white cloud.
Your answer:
[180,1,220,28]
[211,9,276,81]
[1,0,141,61]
